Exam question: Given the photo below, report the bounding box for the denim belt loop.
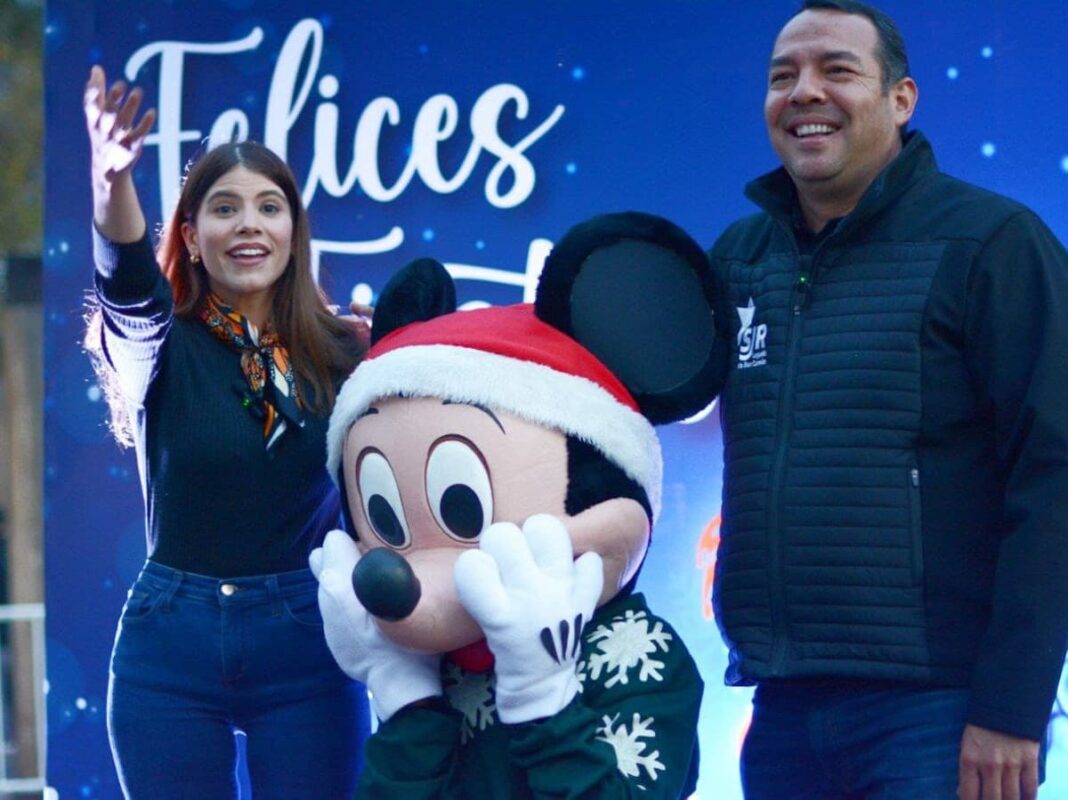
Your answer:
[159,568,183,613]
[266,574,283,618]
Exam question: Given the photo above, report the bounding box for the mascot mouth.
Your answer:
[448,638,494,673]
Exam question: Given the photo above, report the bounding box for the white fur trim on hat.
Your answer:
[327,345,664,520]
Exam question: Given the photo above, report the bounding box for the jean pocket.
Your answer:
[281,589,324,628]
[121,586,163,623]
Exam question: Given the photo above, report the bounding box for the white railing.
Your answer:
[0,603,46,796]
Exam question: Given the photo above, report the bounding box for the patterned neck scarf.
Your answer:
[199,293,303,450]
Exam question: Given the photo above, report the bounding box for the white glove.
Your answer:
[310,530,442,722]
[454,514,603,724]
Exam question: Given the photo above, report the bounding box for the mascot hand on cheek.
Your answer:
[310,212,728,799]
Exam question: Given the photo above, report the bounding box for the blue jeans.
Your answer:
[741,682,971,799]
[108,560,370,799]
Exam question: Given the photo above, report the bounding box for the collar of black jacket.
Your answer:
[743,130,939,240]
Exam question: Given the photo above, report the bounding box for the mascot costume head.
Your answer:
[312,211,726,795]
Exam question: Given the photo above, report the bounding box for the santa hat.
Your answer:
[326,302,664,519]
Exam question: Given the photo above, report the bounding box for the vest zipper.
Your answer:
[766,240,819,674]
[908,466,923,584]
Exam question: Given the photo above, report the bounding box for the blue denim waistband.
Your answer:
[133,558,318,610]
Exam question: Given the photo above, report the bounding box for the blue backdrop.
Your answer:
[43,2,1068,798]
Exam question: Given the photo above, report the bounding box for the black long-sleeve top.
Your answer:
[93,229,344,577]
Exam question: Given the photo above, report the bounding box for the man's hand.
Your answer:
[958,723,1040,800]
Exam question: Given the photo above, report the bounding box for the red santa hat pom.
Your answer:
[327,302,664,519]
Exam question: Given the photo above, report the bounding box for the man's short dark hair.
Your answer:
[798,0,910,92]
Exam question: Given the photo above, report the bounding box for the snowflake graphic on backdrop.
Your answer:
[597,712,665,786]
[585,609,673,688]
[443,662,496,743]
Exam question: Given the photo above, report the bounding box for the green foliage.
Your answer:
[0,0,43,256]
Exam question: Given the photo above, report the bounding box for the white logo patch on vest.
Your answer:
[737,297,767,369]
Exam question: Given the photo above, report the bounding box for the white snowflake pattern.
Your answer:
[586,609,672,688]
[597,712,665,785]
[442,662,496,744]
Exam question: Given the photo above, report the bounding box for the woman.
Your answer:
[83,66,370,798]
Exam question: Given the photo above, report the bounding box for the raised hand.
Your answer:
[310,531,442,722]
[454,514,603,724]
[84,65,156,183]
[84,66,156,242]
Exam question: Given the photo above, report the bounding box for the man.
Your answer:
[709,2,1068,798]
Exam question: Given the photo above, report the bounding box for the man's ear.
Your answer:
[371,258,457,346]
[892,76,918,127]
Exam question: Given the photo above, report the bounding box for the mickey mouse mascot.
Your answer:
[310,212,727,798]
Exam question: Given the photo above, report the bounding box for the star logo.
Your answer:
[737,297,756,332]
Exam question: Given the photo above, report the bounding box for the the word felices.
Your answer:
[125,18,565,220]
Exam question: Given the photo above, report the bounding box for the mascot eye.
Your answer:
[425,438,493,541]
[357,451,411,548]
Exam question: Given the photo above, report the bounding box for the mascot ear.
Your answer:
[371,258,457,346]
[535,212,728,424]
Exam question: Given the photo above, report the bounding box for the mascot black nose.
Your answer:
[352,548,421,621]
